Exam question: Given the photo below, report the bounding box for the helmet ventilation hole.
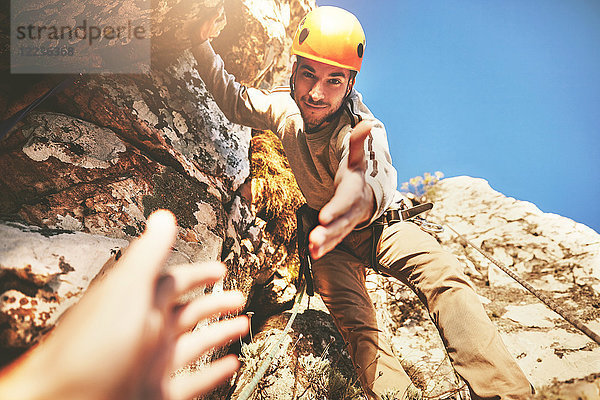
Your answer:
[299,28,309,45]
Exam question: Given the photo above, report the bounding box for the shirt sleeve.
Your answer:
[336,119,398,226]
[191,41,289,134]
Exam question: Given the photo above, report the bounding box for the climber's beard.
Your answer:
[297,96,344,130]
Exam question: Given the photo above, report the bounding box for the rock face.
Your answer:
[368,177,600,397]
[426,177,600,396]
[0,0,314,364]
[0,223,127,350]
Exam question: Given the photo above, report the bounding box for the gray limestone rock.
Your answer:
[371,176,600,396]
[0,222,127,349]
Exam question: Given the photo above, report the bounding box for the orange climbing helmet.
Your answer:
[291,6,366,72]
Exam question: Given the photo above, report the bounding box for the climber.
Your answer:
[191,5,533,399]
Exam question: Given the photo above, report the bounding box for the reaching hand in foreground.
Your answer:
[309,120,376,260]
[0,210,248,400]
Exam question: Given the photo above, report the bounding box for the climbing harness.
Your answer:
[370,200,440,273]
[237,201,443,398]
[441,220,600,346]
[296,201,438,292]
[295,204,319,296]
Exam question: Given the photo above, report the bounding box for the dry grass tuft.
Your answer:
[250,130,305,246]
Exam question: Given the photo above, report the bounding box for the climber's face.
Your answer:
[292,57,353,130]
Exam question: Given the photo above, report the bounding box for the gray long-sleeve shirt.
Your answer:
[193,42,397,223]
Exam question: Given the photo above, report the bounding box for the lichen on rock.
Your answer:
[21,112,126,169]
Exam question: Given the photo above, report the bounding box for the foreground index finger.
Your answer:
[118,210,178,278]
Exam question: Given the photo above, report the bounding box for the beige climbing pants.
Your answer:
[311,221,533,400]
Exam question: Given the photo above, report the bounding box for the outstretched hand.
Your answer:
[0,210,248,400]
[309,120,376,260]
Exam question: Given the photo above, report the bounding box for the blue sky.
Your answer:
[317,0,600,233]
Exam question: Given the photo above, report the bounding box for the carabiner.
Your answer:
[413,216,444,233]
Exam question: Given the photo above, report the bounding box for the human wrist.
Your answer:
[0,337,86,400]
[0,349,53,400]
[356,184,376,227]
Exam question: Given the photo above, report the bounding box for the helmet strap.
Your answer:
[344,73,356,100]
[289,63,299,100]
